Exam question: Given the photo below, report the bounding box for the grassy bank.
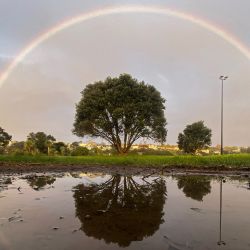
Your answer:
[1,154,250,169]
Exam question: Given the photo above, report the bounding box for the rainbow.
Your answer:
[1,5,250,88]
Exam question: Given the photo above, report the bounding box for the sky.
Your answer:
[0,0,250,146]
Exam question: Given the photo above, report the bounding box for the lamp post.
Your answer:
[219,76,228,155]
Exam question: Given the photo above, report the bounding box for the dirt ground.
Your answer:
[0,163,250,176]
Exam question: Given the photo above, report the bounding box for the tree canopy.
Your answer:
[26,132,56,155]
[177,121,212,154]
[52,141,68,155]
[73,74,167,154]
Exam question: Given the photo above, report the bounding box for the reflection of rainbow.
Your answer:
[1,5,250,88]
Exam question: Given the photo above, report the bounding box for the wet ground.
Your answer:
[0,172,250,250]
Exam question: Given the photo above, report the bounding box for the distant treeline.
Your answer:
[1,127,250,157]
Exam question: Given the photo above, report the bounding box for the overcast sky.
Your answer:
[0,0,250,146]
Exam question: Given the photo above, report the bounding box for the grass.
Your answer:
[1,154,250,169]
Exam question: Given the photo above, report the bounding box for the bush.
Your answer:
[7,141,26,155]
[71,146,89,156]
[0,146,5,155]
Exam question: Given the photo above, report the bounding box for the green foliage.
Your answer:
[129,148,173,156]
[71,141,81,149]
[240,147,250,154]
[73,74,167,154]
[52,142,69,155]
[26,132,56,155]
[1,154,250,168]
[53,142,66,152]
[177,121,212,154]
[71,146,89,156]
[24,139,37,155]
[0,127,12,153]
[7,141,25,155]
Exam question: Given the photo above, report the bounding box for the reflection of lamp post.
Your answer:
[217,178,226,246]
[219,76,228,155]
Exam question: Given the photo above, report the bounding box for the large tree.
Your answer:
[73,74,167,154]
[0,127,12,153]
[177,121,212,154]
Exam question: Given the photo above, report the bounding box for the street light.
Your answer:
[219,75,228,155]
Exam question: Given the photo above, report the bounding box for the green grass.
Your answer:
[1,154,250,169]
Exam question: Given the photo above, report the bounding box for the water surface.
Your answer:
[0,172,250,250]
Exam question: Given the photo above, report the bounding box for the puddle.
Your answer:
[0,172,250,249]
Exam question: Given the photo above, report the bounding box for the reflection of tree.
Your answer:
[73,175,167,247]
[26,175,56,190]
[176,175,211,201]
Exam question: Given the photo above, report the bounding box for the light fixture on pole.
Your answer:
[219,75,228,155]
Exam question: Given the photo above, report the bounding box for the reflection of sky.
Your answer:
[0,0,250,146]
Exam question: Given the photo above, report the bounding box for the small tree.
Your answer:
[52,142,68,155]
[26,132,56,155]
[71,141,81,149]
[177,121,212,154]
[7,141,25,155]
[73,74,167,154]
[0,127,12,154]
[25,139,37,155]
